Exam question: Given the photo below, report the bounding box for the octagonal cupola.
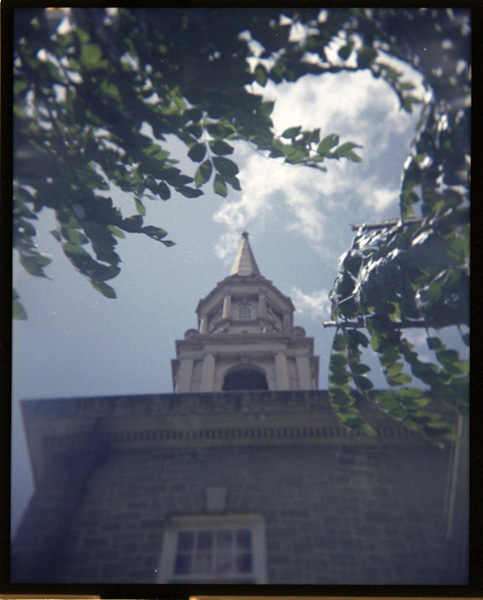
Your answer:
[196,232,295,336]
[172,233,319,393]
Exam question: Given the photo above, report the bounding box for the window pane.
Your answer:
[194,552,212,574]
[177,531,194,552]
[174,553,191,575]
[217,530,232,550]
[237,552,252,573]
[215,552,234,574]
[197,530,213,551]
[236,529,252,550]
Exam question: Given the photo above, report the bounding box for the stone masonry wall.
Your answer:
[13,391,463,585]
[57,441,451,584]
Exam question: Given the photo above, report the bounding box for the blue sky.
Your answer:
[12,24,433,534]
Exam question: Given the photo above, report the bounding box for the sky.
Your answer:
[11,14,442,535]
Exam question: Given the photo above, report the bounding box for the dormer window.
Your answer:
[238,305,252,320]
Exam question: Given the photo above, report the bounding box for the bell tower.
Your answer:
[172,232,319,392]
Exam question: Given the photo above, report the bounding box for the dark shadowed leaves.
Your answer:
[212,157,239,178]
[194,160,213,188]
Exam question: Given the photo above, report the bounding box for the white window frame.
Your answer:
[158,514,267,583]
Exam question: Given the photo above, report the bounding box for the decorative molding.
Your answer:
[41,423,421,457]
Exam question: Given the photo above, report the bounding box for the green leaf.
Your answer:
[188,143,207,163]
[348,329,370,347]
[329,370,351,386]
[350,363,371,375]
[427,337,444,350]
[357,46,378,68]
[213,156,239,178]
[91,280,116,299]
[330,393,354,407]
[309,128,321,144]
[176,186,203,198]
[14,79,29,97]
[121,215,144,232]
[141,226,168,240]
[100,80,121,102]
[224,175,241,192]
[209,140,234,156]
[108,225,125,239]
[261,101,275,117]
[62,242,92,258]
[194,160,213,187]
[76,166,108,190]
[317,134,339,154]
[157,181,171,200]
[20,254,52,277]
[436,349,459,364]
[135,199,146,215]
[338,42,353,60]
[161,239,176,247]
[13,299,27,320]
[143,143,170,161]
[332,332,348,352]
[385,362,404,377]
[254,64,268,87]
[342,150,362,163]
[281,126,301,139]
[387,373,412,386]
[213,174,228,197]
[360,423,378,437]
[61,227,88,245]
[282,145,306,164]
[335,142,363,155]
[79,43,103,69]
[331,354,348,366]
[353,375,374,391]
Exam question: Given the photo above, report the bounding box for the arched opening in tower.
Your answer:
[222,368,269,391]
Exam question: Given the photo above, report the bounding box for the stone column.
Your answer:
[282,313,291,331]
[175,358,194,393]
[296,354,312,390]
[199,312,208,333]
[275,351,290,390]
[223,294,231,319]
[258,292,266,319]
[200,352,216,392]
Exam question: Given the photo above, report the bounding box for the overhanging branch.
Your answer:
[323,320,429,329]
[350,217,424,231]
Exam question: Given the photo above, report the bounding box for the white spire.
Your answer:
[230,232,261,277]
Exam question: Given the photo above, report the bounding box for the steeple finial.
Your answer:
[230,231,261,276]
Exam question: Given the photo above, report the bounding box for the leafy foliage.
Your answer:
[327,8,470,443]
[13,7,366,311]
[13,8,470,443]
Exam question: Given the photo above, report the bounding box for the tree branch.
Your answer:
[323,319,429,329]
[350,217,424,231]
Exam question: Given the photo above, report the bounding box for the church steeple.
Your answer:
[230,232,261,277]
[172,233,319,393]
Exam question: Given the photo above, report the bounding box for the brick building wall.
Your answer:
[11,391,465,584]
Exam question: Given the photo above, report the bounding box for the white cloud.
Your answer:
[213,64,423,265]
[355,176,401,213]
[290,286,331,319]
